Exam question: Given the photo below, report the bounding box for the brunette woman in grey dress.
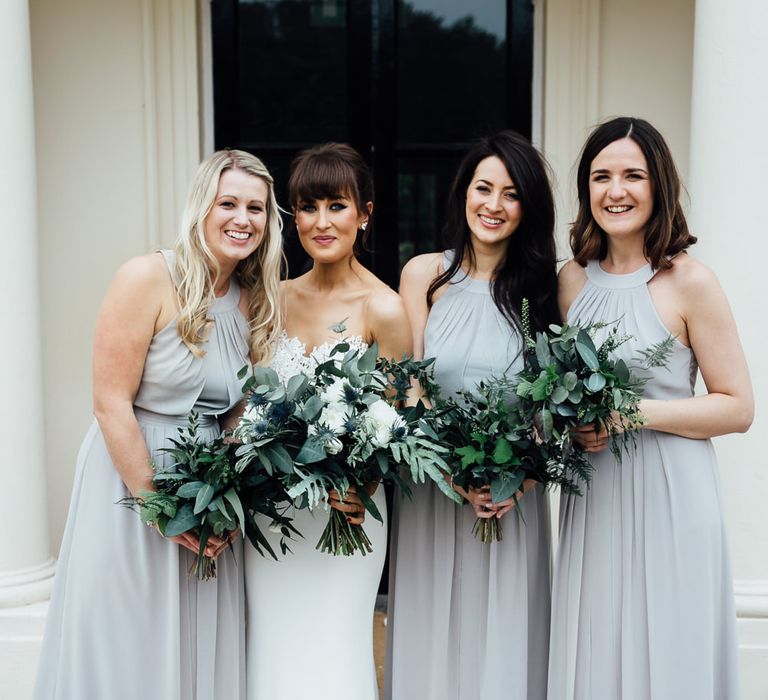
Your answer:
[386,131,559,700]
[34,150,283,699]
[550,117,753,699]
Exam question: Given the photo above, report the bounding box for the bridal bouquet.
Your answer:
[121,413,293,579]
[233,339,457,556]
[515,299,673,491]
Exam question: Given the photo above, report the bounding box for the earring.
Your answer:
[360,221,368,231]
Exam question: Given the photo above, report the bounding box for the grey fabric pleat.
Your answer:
[386,251,552,700]
[547,260,740,699]
[34,250,249,700]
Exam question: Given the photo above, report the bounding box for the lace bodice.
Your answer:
[269,330,369,384]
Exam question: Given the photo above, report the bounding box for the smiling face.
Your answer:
[295,194,371,264]
[589,137,653,243]
[465,156,522,248]
[203,168,269,274]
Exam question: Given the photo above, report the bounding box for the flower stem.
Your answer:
[472,516,503,543]
[316,509,373,556]
[189,554,217,580]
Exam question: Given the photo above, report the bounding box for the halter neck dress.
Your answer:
[547,259,739,699]
[34,250,251,700]
[386,251,552,700]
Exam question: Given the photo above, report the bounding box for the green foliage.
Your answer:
[120,412,294,579]
[233,323,457,556]
[516,305,674,475]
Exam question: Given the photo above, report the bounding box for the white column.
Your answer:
[688,1,768,698]
[0,0,56,695]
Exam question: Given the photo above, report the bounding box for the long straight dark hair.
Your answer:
[427,130,559,334]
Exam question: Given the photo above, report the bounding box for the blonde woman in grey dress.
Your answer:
[386,131,559,700]
[34,150,283,699]
[549,117,753,699]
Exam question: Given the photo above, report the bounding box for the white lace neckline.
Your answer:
[269,330,369,384]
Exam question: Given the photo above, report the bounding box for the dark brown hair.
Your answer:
[288,143,374,253]
[571,117,696,269]
[427,130,559,334]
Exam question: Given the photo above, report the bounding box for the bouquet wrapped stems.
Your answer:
[189,525,217,579]
[317,508,374,556]
[472,513,503,543]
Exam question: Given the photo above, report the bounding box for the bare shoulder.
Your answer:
[366,283,409,326]
[110,252,172,299]
[558,259,587,288]
[656,253,723,308]
[666,252,719,289]
[400,252,443,288]
[557,259,588,319]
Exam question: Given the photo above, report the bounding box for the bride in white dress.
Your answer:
[244,143,412,700]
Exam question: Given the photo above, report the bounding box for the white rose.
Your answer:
[318,403,348,435]
[364,400,407,447]
[320,378,347,405]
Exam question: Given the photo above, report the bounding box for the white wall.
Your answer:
[31,0,151,554]
[543,0,695,254]
[31,0,201,554]
[597,0,695,184]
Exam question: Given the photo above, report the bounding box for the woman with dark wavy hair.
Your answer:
[549,117,752,699]
[386,130,558,700]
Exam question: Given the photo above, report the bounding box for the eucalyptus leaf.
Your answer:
[223,488,246,533]
[490,470,525,503]
[551,386,569,404]
[535,333,552,369]
[585,373,607,392]
[575,341,600,370]
[193,484,214,514]
[254,366,280,387]
[563,371,578,391]
[175,481,206,499]
[358,345,377,373]
[263,444,295,474]
[296,437,327,465]
[300,395,325,422]
[165,503,199,536]
[358,489,383,524]
[614,358,630,383]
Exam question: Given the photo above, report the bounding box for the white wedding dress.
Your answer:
[244,331,386,700]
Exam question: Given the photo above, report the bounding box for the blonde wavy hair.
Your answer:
[174,149,283,364]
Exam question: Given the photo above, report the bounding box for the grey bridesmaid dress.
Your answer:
[34,250,249,699]
[547,260,740,699]
[386,251,552,700]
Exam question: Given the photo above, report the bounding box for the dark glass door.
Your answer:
[211,0,534,286]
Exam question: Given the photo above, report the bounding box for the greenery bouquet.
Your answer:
[233,337,458,556]
[515,299,673,492]
[121,412,292,579]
